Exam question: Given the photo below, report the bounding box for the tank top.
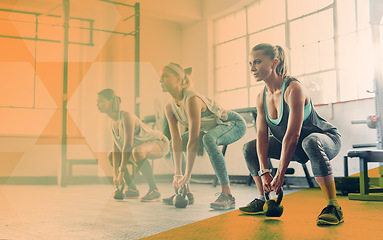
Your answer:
[263,78,339,144]
[111,111,163,151]
[170,89,230,132]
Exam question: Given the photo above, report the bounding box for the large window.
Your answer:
[214,0,375,108]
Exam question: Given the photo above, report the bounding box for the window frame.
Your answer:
[213,0,375,108]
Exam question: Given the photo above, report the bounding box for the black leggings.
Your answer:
[243,132,341,177]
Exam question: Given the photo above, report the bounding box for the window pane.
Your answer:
[291,47,304,76]
[319,39,335,70]
[290,18,304,48]
[357,0,370,30]
[337,0,356,36]
[381,25,383,57]
[318,9,334,41]
[215,10,246,44]
[288,0,333,20]
[249,25,285,49]
[302,13,319,44]
[0,62,34,107]
[338,33,357,69]
[301,71,336,104]
[339,69,358,101]
[216,64,247,92]
[303,43,320,74]
[291,10,333,47]
[215,37,247,91]
[215,89,248,109]
[247,0,285,33]
[288,0,305,19]
[356,29,374,99]
[215,38,246,68]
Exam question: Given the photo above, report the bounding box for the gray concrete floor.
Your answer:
[0,183,302,240]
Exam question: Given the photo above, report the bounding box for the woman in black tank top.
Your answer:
[239,44,343,226]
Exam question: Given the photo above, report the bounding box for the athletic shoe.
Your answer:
[140,189,161,202]
[113,188,125,200]
[162,192,195,205]
[210,193,235,210]
[186,192,195,205]
[125,188,140,199]
[316,205,344,225]
[239,198,266,215]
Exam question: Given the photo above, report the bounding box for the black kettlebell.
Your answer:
[173,185,189,208]
[263,189,284,217]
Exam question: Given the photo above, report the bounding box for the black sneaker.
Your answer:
[140,190,161,202]
[113,188,125,200]
[162,193,195,205]
[239,198,265,215]
[125,188,140,199]
[210,193,235,210]
[316,205,344,226]
[186,193,195,205]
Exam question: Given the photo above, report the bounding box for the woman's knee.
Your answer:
[202,133,216,150]
[302,134,322,150]
[132,147,147,162]
[243,140,256,158]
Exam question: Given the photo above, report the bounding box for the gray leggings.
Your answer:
[243,132,341,177]
[170,111,247,186]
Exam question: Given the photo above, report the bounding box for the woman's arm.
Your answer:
[183,96,203,179]
[271,81,306,193]
[119,111,136,172]
[164,102,183,187]
[255,91,273,192]
[112,142,122,186]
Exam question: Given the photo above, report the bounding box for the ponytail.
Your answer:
[183,67,193,88]
[112,96,121,112]
[275,45,287,79]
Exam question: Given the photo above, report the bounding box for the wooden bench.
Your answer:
[346,150,383,201]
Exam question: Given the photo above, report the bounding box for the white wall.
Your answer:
[181,20,209,94]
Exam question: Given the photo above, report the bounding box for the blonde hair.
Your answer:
[164,62,193,89]
[97,88,121,112]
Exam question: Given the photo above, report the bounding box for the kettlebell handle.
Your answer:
[264,189,283,204]
[175,184,188,196]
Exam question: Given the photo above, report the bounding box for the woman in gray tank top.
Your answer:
[97,89,169,202]
[238,44,343,226]
[159,63,246,210]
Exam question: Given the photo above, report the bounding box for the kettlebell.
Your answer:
[263,189,284,217]
[173,185,189,208]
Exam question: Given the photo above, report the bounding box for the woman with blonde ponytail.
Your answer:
[239,43,343,226]
[97,89,169,202]
[159,62,246,210]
